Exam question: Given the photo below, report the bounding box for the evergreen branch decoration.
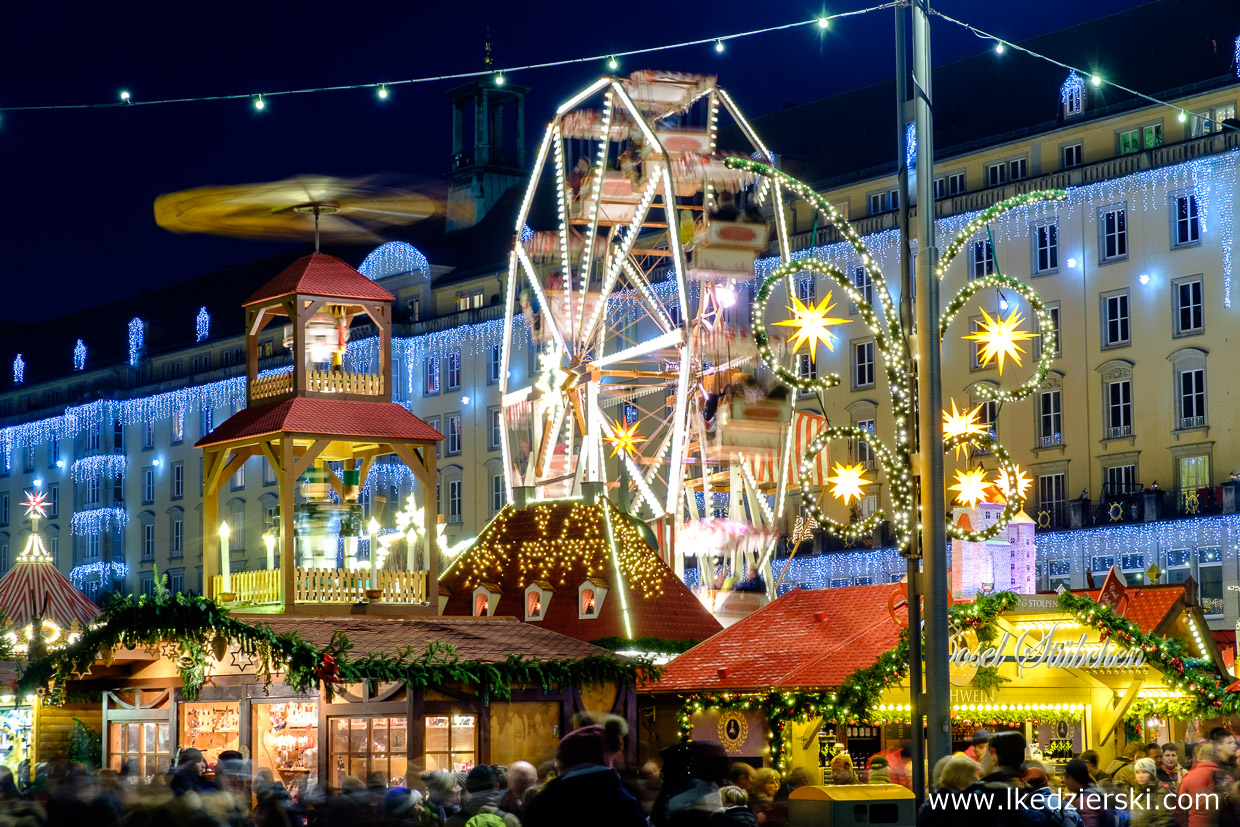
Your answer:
[18,587,657,703]
[727,157,1061,557]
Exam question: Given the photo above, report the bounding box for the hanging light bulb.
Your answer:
[119,90,132,104]
[253,94,266,111]
[1090,74,1102,87]
[377,84,389,100]
[817,17,830,29]
[714,40,725,53]
[607,56,618,71]
[494,72,506,86]
[1178,110,1187,123]
[994,42,1005,54]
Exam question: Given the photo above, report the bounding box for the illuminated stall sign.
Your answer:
[950,622,1146,677]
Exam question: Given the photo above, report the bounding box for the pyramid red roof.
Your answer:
[439,500,722,645]
[652,584,907,692]
[196,397,442,447]
[0,548,99,628]
[243,253,395,306]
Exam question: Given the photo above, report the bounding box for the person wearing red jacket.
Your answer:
[1178,743,1224,827]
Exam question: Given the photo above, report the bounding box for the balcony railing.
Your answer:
[1039,433,1063,448]
[250,369,385,401]
[212,569,280,606]
[212,567,430,607]
[1036,483,1239,531]
[1179,415,1206,430]
[1106,425,1132,439]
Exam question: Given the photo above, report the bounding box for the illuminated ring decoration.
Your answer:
[935,190,1069,279]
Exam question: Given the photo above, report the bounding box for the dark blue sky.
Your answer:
[1,0,1145,319]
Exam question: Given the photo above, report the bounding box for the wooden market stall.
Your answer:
[641,579,1233,782]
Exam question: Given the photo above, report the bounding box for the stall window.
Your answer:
[424,715,476,773]
[1198,547,1223,618]
[252,702,318,788]
[180,702,240,767]
[330,717,407,789]
[109,722,171,782]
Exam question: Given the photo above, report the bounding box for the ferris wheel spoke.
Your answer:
[516,246,570,357]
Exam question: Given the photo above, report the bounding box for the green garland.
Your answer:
[677,592,1018,771]
[20,581,657,703]
[1057,591,1228,716]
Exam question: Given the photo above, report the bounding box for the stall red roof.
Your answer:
[439,499,722,645]
[243,253,395,306]
[259,615,610,662]
[1083,585,1184,635]
[653,584,907,693]
[195,397,442,447]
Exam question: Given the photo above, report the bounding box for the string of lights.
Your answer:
[0,4,898,114]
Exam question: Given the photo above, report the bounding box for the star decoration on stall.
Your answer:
[992,465,1032,502]
[605,420,646,458]
[21,490,48,519]
[942,400,988,457]
[950,468,992,507]
[826,462,872,505]
[774,292,850,364]
[964,307,1036,374]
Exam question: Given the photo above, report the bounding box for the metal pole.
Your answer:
[894,1,926,804]
[912,0,951,771]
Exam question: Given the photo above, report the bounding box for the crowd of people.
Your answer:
[918,727,1240,827]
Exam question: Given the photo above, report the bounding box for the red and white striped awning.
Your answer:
[0,540,99,628]
[749,411,829,489]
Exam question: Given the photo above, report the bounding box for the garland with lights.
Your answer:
[20,577,656,704]
[1058,591,1231,715]
[676,591,1017,771]
[735,156,1062,552]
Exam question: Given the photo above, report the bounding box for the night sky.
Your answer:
[2,0,1145,320]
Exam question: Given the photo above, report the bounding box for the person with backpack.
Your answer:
[445,766,519,827]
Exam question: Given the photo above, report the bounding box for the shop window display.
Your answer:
[180,702,240,767]
[109,721,171,782]
[329,717,407,790]
[253,701,318,792]
[424,715,476,772]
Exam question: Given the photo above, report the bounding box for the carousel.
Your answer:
[501,70,827,623]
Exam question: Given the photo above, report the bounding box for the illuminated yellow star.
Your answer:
[950,468,992,507]
[993,465,1032,502]
[964,307,1037,374]
[605,420,646,458]
[827,462,872,505]
[942,400,988,457]
[21,490,48,519]
[774,292,850,364]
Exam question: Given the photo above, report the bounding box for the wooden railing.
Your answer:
[306,369,384,396]
[294,568,427,604]
[251,371,293,400]
[212,569,280,605]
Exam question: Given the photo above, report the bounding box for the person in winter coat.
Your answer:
[917,755,1023,827]
[1157,745,1187,789]
[1130,758,1178,827]
[708,787,758,827]
[445,766,519,827]
[866,756,891,785]
[523,721,645,827]
[1023,766,1084,827]
[1179,742,1225,827]
[1062,758,1115,827]
[830,755,860,786]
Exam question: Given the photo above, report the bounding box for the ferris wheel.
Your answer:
[500,70,799,565]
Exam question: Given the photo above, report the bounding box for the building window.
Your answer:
[171,463,184,500]
[172,518,183,558]
[488,343,502,384]
[87,421,101,452]
[854,419,875,469]
[1038,473,1066,525]
[986,163,1005,188]
[1101,291,1130,347]
[50,536,58,565]
[263,461,277,486]
[1119,124,1162,154]
[1048,559,1071,592]
[1063,83,1083,118]
[446,415,462,456]
[1104,464,1137,497]
[1106,379,1132,439]
[947,172,965,195]
[1177,367,1206,430]
[448,480,462,524]
[1061,143,1083,168]
[852,266,873,311]
[1037,390,1062,446]
[1033,222,1058,274]
[797,276,816,305]
[108,721,171,783]
[232,463,245,490]
[488,408,502,451]
[142,468,154,504]
[143,420,154,449]
[968,318,986,369]
[445,351,461,391]
[86,534,101,561]
[1099,206,1128,263]
[0,494,6,527]
[970,239,994,280]
[1008,158,1027,181]
[24,446,34,474]
[491,474,506,513]
[852,341,875,389]
[329,717,410,788]
[1198,547,1223,617]
[172,411,184,444]
[1034,304,1061,359]
[1172,195,1200,248]
[423,715,475,774]
[200,407,214,437]
[49,438,59,468]
[424,356,440,396]
[797,354,816,384]
[143,523,155,562]
[1172,276,1204,336]
[47,484,58,517]
[169,570,184,594]
[457,290,484,311]
[87,477,101,506]
[933,178,946,200]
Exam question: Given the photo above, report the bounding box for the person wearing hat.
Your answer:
[382,786,424,826]
[964,730,991,763]
[446,765,519,827]
[523,722,644,827]
[1130,757,1177,827]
